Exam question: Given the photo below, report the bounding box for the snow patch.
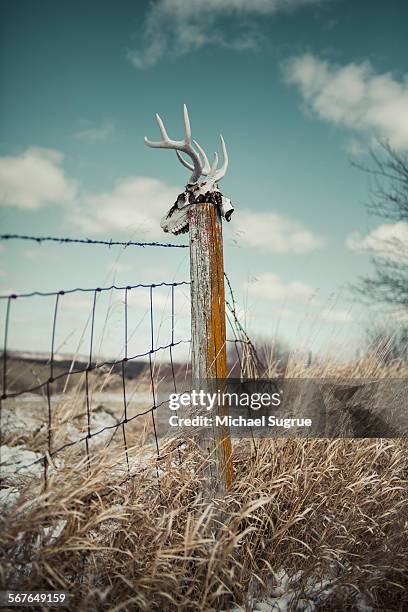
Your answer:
[230,568,373,612]
[1,445,43,478]
[0,486,20,512]
[43,520,67,544]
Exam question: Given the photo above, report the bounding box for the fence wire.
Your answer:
[0,235,257,492]
[0,233,188,249]
[0,279,190,488]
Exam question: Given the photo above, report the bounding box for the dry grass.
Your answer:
[1,357,408,611]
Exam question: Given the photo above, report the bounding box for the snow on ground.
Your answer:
[0,393,157,508]
[2,401,47,438]
[0,394,136,516]
[0,486,20,512]
[42,520,68,544]
[1,445,44,478]
[230,568,373,612]
[2,398,120,443]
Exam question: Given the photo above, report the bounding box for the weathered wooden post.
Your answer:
[189,201,233,493]
[144,104,234,494]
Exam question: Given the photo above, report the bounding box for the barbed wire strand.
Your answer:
[0,233,188,249]
[1,252,260,490]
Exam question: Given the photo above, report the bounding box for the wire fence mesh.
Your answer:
[0,233,257,492]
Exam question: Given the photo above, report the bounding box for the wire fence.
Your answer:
[0,233,257,492]
[1,280,190,486]
[0,233,188,249]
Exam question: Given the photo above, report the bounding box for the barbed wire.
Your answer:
[0,239,259,492]
[224,271,264,375]
[0,233,188,249]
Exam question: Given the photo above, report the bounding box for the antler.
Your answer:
[176,134,228,184]
[144,104,202,183]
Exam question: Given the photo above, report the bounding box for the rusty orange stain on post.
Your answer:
[208,206,233,489]
[189,202,234,492]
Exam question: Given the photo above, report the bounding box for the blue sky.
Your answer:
[1,0,407,361]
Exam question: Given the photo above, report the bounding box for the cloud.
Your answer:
[246,275,353,325]
[128,0,323,69]
[388,308,408,323]
[22,249,41,260]
[70,176,179,238]
[230,209,325,253]
[346,221,408,262]
[127,286,190,315]
[107,262,132,274]
[283,53,408,150]
[268,305,353,323]
[246,272,319,302]
[343,137,366,157]
[319,308,353,323]
[72,119,115,142]
[0,146,178,237]
[0,147,78,209]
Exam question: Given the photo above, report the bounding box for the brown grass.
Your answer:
[1,357,408,611]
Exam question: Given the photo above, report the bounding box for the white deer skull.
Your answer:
[144,104,234,235]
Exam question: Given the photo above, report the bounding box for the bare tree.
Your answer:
[352,141,408,308]
[365,320,408,363]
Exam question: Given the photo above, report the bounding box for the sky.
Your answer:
[1,0,407,362]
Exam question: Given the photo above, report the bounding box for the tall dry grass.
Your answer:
[1,437,408,610]
[1,349,408,611]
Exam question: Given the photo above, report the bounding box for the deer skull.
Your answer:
[144,104,234,235]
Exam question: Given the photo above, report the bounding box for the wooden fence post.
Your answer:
[189,201,233,495]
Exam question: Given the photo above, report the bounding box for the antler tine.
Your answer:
[176,135,228,183]
[144,113,182,148]
[176,150,194,172]
[213,134,228,182]
[193,140,210,174]
[156,113,170,142]
[176,139,211,174]
[208,152,219,178]
[144,104,203,183]
[183,104,192,144]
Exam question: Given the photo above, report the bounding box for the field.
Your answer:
[1,350,407,611]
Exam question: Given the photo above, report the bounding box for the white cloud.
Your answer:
[72,119,115,142]
[268,305,353,323]
[107,262,132,274]
[270,307,297,320]
[128,0,323,69]
[346,221,408,262]
[0,146,178,238]
[319,308,353,323]
[246,276,353,326]
[22,249,40,260]
[388,308,408,323]
[284,53,408,150]
[343,137,366,157]
[230,209,325,253]
[70,176,179,238]
[0,147,78,209]
[128,286,190,315]
[246,272,319,302]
